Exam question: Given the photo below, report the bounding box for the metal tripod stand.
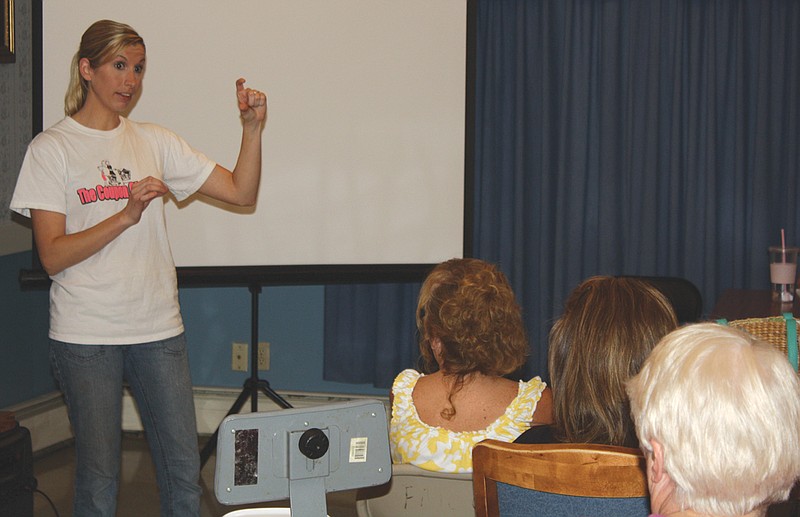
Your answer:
[200,283,293,467]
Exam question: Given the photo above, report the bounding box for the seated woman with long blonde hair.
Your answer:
[389,258,552,473]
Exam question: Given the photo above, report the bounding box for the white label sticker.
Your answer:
[349,437,368,463]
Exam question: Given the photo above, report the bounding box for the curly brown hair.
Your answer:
[416,258,528,418]
[548,276,678,447]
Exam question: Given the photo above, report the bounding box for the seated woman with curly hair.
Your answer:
[389,258,552,473]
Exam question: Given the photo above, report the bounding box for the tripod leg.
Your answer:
[257,379,292,409]
[200,386,253,467]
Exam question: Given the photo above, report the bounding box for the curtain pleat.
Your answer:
[323,283,420,388]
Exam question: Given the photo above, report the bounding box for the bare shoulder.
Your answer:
[498,376,522,393]
[411,373,449,420]
[448,376,518,412]
[411,371,440,399]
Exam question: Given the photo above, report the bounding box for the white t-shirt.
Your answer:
[10,116,216,344]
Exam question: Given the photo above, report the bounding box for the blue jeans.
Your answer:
[50,334,201,516]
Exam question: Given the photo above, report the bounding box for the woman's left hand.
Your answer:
[236,77,267,127]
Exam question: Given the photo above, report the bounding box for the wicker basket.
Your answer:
[719,313,799,371]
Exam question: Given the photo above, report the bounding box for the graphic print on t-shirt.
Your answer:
[76,160,135,205]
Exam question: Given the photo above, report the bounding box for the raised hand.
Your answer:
[235,78,268,127]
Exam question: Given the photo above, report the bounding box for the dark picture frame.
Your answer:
[1,0,14,63]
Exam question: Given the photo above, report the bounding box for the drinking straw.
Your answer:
[781,229,788,265]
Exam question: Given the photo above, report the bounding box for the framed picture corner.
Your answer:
[1,0,15,64]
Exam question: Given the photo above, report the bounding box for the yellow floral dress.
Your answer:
[389,369,547,473]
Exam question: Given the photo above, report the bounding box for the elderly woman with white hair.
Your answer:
[626,323,800,517]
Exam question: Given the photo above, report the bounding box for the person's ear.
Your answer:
[431,338,444,364]
[649,438,666,484]
[78,58,94,82]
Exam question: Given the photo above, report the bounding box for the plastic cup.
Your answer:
[769,246,799,302]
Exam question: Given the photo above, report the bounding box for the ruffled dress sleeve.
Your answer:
[486,376,548,443]
[389,369,423,464]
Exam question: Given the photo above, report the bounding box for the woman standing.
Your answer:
[10,19,267,516]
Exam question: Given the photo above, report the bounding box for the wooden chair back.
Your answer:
[472,440,649,517]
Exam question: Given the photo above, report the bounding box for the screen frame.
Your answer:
[23,0,476,288]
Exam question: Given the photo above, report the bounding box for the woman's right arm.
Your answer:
[531,386,553,425]
[32,176,168,275]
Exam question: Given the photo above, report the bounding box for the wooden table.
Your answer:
[710,289,800,320]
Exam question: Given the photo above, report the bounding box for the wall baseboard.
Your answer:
[7,388,388,454]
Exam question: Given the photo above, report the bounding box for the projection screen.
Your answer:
[40,0,467,274]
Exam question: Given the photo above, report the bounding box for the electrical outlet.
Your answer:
[232,342,248,372]
[258,342,270,370]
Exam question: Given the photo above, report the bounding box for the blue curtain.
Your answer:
[323,283,421,388]
[324,0,800,387]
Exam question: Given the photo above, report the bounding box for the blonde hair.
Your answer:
[64,20,145,116]
[548,276,677,447]
[627,323,800,515]
[417,258,528,418]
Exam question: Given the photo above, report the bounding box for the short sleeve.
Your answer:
[510,376,547,423]
[10,133,69,218]
[145,123,216,201]
[483,376,547,443]
[391,369,422,418]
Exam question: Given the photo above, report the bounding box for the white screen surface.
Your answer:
[42,1,466,267]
